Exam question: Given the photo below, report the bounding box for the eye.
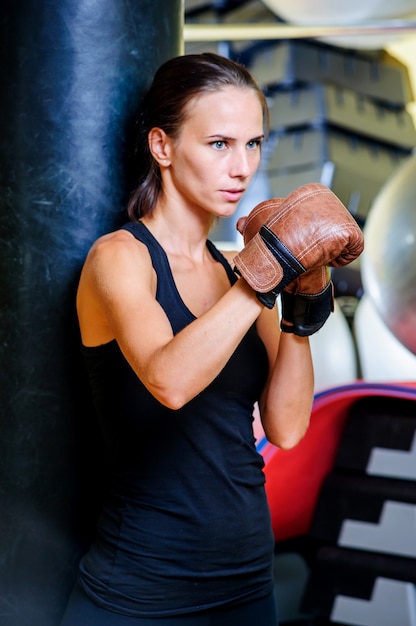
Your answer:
[211,140,227,150]
[247,139,262,150]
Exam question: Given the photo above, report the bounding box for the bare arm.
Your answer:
[233,214,313,448]
[256,305,314,449]
[76,231,264,409]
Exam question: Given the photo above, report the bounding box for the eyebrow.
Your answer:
[207,134,265,142]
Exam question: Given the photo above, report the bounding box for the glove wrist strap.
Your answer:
[280,282,334,336]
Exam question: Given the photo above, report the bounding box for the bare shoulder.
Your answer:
[86,228,149,267]
[80,228,153,285]
[78,228,155,306]
[77,228,155,345]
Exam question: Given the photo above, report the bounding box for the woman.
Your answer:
[60,52,314,625]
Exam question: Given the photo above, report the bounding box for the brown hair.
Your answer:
[127,52,269,221]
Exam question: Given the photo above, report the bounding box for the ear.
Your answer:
[148,127,172,167]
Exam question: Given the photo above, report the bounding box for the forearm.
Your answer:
[259,332,314,449]
[130,278,263,408]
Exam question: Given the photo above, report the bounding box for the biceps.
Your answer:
[106,290,174,360]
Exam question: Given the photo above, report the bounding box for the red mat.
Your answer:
[255,381,416,542]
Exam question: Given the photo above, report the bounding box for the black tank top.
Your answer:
[79,221,274,617]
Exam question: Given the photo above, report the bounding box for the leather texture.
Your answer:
[234,183,364,293]
[238,197,330,297]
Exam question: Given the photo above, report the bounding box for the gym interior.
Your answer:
[1,2,416,624]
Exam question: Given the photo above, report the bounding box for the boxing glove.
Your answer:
[236,194,334,334]
[280,267,334,336]
[234,183,364,310]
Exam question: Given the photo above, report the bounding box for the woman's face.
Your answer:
[164,86,264,219]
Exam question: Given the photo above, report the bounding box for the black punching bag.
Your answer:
[0,2,182,625]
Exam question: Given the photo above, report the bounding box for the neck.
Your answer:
[141,204,214,261]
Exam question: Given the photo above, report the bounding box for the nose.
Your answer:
[230,147,253,179]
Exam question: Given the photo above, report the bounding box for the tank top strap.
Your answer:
[121,221,172,282]
[120,221,237,334]
[121,221,193,334]
[206,239,238,286]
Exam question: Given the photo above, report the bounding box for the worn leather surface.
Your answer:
[238,195,329,296]
[234,183,364,293]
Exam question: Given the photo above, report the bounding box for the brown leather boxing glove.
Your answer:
[234,183,364,314]
[236,194,334,334]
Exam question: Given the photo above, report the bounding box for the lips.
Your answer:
[221,189,245,202]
